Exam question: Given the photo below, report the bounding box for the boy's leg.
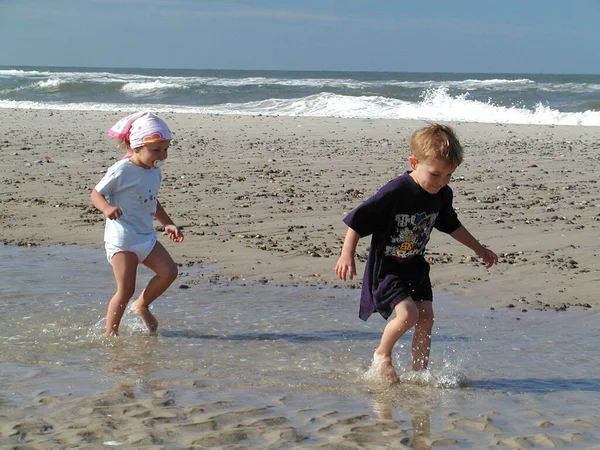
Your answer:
[372,298,419,383]
[412,301,434,371]
[130,241,178,333]
[377,298,419,357]
[106,251,138,336]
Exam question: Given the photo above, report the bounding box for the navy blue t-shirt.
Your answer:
[343,171,461,320]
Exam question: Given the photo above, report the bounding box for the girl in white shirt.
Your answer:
[91,112,184,336]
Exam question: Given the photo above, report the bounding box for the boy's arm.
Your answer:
[154,200,184,243]
[90,189,121,220]
[334,227,360,281]
[450,225,498,269]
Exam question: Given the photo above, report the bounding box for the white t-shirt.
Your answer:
[94,159,162,247]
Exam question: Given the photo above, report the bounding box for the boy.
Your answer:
[334,123,498,383]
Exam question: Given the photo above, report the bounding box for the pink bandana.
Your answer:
[107,112,172,156]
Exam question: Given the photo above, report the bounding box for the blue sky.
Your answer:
[1,0,598,74]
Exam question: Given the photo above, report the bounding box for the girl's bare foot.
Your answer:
[371,352,399,384]
[130,302,158,333]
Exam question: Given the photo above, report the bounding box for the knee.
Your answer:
[396,301,420,327]
[116,286,136,300]
[162,263,178,283]
[407,308,421,328]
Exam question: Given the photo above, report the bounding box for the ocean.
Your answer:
[1,65,599,126]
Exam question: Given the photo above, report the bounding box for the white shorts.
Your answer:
[105,236,157,264]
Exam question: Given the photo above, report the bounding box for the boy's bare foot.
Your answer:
[130,303,158,333]
[371,352,399,384]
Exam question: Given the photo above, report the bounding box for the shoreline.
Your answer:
[1,108,600,312]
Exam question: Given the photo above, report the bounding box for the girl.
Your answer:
[91,112,184,336]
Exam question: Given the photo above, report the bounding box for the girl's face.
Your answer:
[129,140,171,169]
[408,155,455,194]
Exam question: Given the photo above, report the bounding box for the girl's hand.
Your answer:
[104,206,123,220]
[477,247,499,269]
[165,224,184,243]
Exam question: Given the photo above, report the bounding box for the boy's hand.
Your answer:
[476,247,498,269]
[104,205,123,220]
[335,255,357,281]
[165,224,184,243]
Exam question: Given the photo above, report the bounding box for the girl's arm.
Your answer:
[155,200,184,243]
[90,189,122,220]
[450,225,498,269]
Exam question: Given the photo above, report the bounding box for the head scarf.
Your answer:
[107,112,172,157]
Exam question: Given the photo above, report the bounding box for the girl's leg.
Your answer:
[412,301,434,371]
[130,241,178,333]
[372,298,419,383]
[105,251,138,336]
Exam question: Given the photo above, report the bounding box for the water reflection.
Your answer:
[104,338,162,396]
[370,394,434,449]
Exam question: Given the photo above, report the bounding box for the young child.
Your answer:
[91,112,184,336]
[334,123,498,383]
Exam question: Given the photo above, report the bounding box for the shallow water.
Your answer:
[1,244,600,447]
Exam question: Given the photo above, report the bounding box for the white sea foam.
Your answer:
[0,69,539,91]
[209,88,600,126]
[1,87,599,126]
[0,69,54,77]
[121,80,188,94]
[0,78,66,95]
[537,82,600,93]
[34,79,64,89]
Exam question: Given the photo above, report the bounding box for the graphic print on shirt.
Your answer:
[385,211,439,259]
[139,189,157,217]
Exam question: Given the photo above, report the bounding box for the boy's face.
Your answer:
[408,156,456,194]
[130,140,171,169]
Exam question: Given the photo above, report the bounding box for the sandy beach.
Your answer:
[2,109,600,448]
[1,109,599,310]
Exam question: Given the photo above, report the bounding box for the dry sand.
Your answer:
[1,109,599,312]
[2,109,600,448]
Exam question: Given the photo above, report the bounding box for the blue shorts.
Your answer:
[105,236,157,265]
[372,256,433,320]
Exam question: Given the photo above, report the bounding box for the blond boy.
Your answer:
[335,124,498,383]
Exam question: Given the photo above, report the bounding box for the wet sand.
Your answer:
[1,109,600,448]
[2,387,598,449]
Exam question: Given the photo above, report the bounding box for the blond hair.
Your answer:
[410,123,463,168]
